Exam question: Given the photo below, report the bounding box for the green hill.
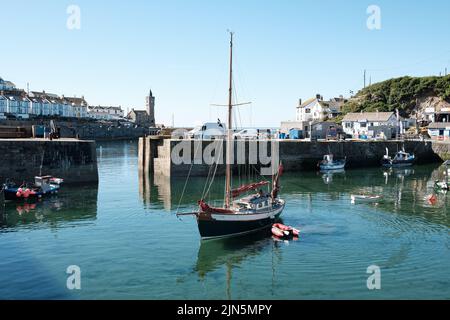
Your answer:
[341,75,450,118]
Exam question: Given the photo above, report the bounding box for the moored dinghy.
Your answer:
[351,194,383,204]
[271,223,300,239]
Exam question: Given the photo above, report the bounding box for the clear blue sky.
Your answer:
[1,0,450,127]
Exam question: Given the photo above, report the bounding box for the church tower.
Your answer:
[146,90,155,126]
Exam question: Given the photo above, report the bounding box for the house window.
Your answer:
[345,122,352,128]
[305,109,311,114]
[360,122,367,128]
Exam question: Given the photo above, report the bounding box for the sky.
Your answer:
[1,0,450,127]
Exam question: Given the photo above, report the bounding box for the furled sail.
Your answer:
[231,181,269,198]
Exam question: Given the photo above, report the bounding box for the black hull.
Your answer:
[197,213,281,240]
[3,190,56,201]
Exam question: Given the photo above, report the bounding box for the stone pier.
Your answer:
[139,137,444,178]
[0,138,98,184]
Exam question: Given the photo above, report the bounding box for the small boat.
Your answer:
[351,194,383,204]
[434,161,449,191]
[382,149,415,168]
[319,154,346,171]
[3,176,63,201]
[435,180,449,191]
[271,223,300,239]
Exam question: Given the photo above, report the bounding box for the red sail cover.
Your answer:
[231,181,269,198]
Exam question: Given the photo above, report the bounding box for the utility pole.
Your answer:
[364,70,366,88]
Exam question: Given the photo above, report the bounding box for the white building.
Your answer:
[296,95,346,122]
[65,96,88,118]
[88,105,124,120]
[0,94,7,119]
[0,77,16,91]
[4,92,30,119]
[342,112,399,139]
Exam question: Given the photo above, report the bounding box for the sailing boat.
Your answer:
[182,32,285,240]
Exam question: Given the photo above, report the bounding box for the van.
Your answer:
[193,122,227,140]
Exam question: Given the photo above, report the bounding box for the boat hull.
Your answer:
[320,160,346,171]
[3,187,59,201]
[197,204,284,240]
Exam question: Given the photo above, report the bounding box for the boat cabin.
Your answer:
[34,176,55,192]
[323,154,334,163]
[233,193,272,212]
[393,151,411,161]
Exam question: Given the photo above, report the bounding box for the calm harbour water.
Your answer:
[0,140,449,300]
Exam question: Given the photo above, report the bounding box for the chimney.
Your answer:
[316,94,321,100]
[298,99,302,107]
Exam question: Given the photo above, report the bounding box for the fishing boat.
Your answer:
[382,148,415,168]
[178,32,285,240]
[318,154,346,171]
[351,194,383,204]
[3,176,63,201]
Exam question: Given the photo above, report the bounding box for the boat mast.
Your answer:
[225,31,233,208]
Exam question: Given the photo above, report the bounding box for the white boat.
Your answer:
[319,154,346,171]
[351,194,383,204]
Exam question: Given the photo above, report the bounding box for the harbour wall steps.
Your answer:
[139,137,445,178]
[0,138,98,184]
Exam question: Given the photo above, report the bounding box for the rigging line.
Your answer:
[176,140,202,214]
[204,140,224,200]
[201,144,217,199]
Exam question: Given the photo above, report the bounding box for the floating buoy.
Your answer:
[23,189,31,198]
[426,194,437,205]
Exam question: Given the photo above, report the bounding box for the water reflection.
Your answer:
[321,169,345,185]
[194,230,281,299]
[0,185,98,231]
[142,165,449,227]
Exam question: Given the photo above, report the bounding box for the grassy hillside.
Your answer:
[341,75,450,117]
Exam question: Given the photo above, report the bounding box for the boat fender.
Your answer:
[23,189,31,198]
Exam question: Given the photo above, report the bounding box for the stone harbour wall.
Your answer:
[0,139,98,184]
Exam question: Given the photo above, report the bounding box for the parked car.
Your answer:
[185,125,202,139]
[233,128,259,140]
[193,122,227,140]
